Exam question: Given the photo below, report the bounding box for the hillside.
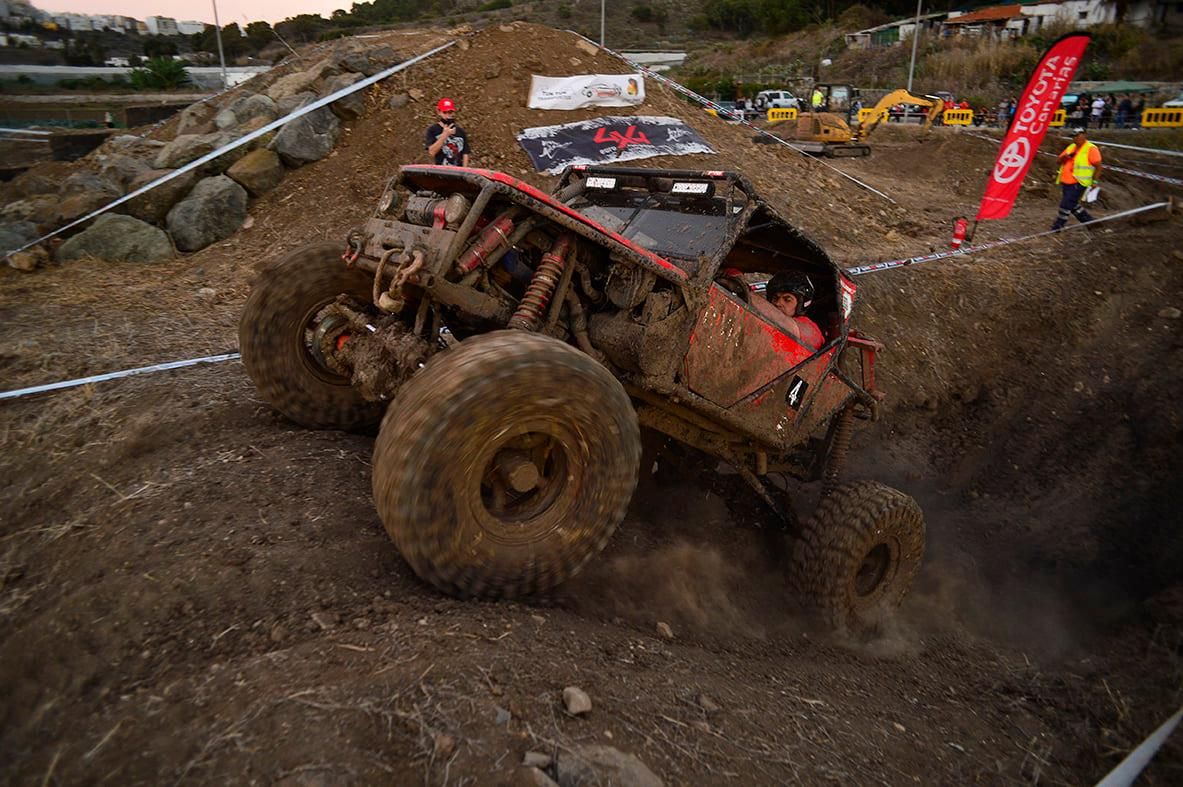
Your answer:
[1,21,1181,786]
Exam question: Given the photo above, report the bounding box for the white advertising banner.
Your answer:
[528,73,645,110]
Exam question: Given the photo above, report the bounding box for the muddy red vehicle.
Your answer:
[240,164,924,630]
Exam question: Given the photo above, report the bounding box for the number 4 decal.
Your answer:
[785,375,809,410]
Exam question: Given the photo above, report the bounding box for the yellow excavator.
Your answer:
[758,86,947,158]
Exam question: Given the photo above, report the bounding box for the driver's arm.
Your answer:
[754,297,805,341]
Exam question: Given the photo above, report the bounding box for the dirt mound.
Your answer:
[1,22,1182,785]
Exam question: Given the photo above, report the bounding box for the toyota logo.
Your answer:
[993,138,1031,184]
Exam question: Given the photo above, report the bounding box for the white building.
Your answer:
[145,16,180,36]
[176,20,207,35]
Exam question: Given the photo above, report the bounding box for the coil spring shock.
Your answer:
[822,404,855,496]
[508,233,573,331]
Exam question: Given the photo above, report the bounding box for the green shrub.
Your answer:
[478,0,512,10]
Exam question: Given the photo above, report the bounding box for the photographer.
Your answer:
[425,97,471,167]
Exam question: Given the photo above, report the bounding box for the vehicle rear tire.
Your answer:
[240,242,384,430]
[372,330,641,599]
[791,480,924,631]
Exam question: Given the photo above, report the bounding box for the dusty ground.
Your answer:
[1,23,1181,785]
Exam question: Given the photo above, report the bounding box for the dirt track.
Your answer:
[1,23,1181,785]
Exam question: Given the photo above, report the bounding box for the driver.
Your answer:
[762,271,824,350]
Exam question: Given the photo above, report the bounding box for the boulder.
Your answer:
[57,213,174,263]
[7,172,58,198]
[0,195,58,224]
[153,132,226,169]
[266,66,325,102]
[60,171,122,198]
[166,175,248,252]
[270,106,339,167]
[388,93,410,110]
[226,149,284,196]
[0,220,40,254]
[175,102,216,136]
[7,245,48,272]
[108,134,165,155]
[555,746,662,787]
[97,153,152,190]
[340,45,398,77]
[277,92,317,116]
[325,72,366,120]
[53,174,123,227]
[215,93,279,130]
[118,168,197,225]
[154,131,251,175]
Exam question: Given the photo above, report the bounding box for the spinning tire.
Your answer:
[372,331,641,599]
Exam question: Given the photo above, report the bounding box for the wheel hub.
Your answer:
[479,431,568,530]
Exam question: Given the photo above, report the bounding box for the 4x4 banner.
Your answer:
[975,33,1090,221]
[516,116,715,174]
[527,73,645,110]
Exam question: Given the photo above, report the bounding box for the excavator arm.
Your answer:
[855,89,947,140]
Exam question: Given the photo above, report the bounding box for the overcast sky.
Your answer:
[33,0,345,26]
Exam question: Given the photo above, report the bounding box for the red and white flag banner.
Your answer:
[976,33,1090,221]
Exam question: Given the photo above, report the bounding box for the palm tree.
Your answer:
[129,57,191,90]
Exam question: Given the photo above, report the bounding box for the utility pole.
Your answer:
[906,0,922,92]
[211,0,228,89]
[600,0,605,47]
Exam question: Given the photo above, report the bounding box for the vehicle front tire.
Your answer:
[791,480,925,631]
[372,330,641,599]
[239,242,384,430]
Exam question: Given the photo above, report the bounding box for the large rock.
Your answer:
[226,149,284,197]
[1,195,57,224]
[57,213,174,263]
[7,172,58,198]
[53,173,123,227]
[175,102,216,136]
[270,106,339,167]
[166,175,248,252]
[339,45,398,77]
[266,67,323,102]
[325,72,366,120]
[277,92,317,116]
[118,168,197,225]
[215,93,279,130]
[60,171,122,198]
[555,746,662,787]
[153,131,250,175]
[97,153,152,190]
[0,220,40,254]
[153,132,226,169]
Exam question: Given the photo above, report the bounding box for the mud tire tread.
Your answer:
[791,480,925,631]
[239,242,384,430]
[372,330,641,599]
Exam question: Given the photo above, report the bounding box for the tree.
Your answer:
[143,36,179,58]
[129,57,190,90]
[245,21,275,52]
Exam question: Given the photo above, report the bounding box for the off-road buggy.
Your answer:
[239,164,925,630]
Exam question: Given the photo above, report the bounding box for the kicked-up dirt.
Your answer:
[1,23,1181,785]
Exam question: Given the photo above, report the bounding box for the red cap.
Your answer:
[437,98,456,113]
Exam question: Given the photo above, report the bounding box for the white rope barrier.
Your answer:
[0,352,241,401]
[1094,706,1182,787]
[3,40,456,259]
[843,200,1170,276]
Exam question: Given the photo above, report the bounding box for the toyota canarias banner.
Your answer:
[516,116,715,174]
[976,33,1090,221]
[528,73,645,110]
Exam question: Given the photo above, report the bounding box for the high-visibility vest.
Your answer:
[1064,141,1098,186]
[811,90,823,108]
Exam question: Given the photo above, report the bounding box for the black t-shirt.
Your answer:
[425,122,470,166]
